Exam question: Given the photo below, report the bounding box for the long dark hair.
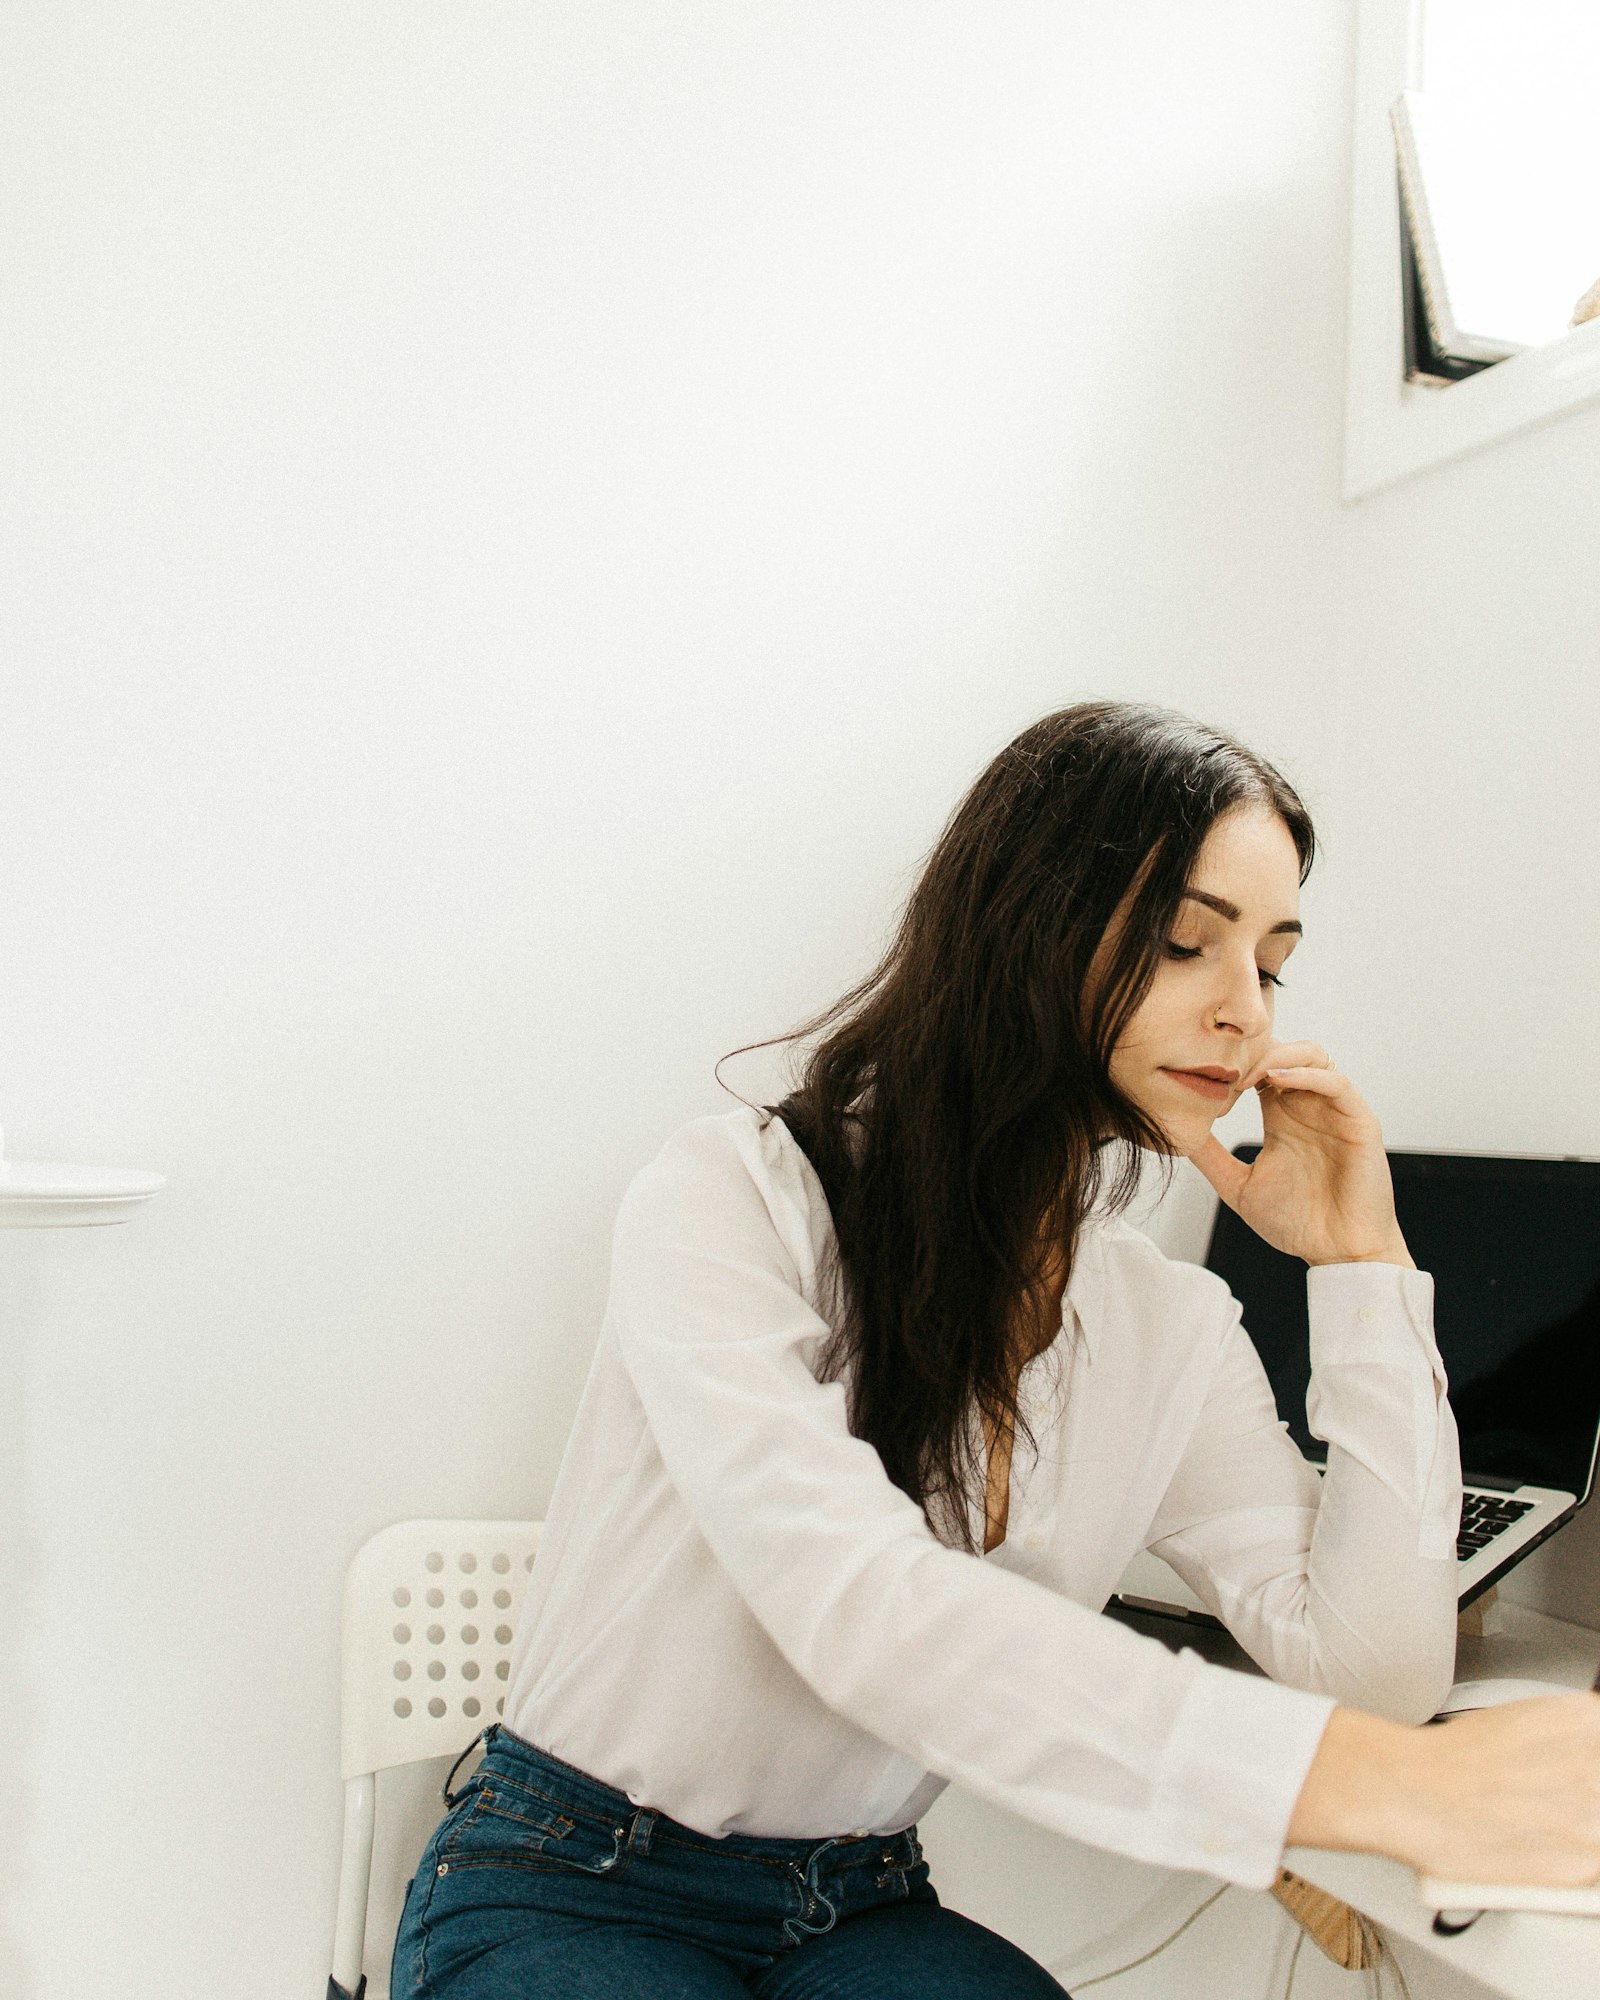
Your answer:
[766,701,1315,1553]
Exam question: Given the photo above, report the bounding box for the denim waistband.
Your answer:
[457,1722,919,1866]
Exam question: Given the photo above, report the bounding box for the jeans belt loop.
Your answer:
[440,1727,490,1807]
[626,1806,657,1860]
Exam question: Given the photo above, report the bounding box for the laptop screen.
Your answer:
[1203,1150,1600,1501]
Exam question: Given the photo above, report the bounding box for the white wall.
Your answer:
[2,5,1595,1997]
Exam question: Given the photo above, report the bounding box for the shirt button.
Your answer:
[1357,1305,1379,1324]
[1023,1530,1046,1553]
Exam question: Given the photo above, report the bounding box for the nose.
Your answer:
[1210,952,1271,1040]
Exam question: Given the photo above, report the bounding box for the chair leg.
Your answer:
[329,1772,376,2000]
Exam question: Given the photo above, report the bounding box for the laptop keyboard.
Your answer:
[1456,1491,1534,1561]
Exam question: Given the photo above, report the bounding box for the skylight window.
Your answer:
[1399,2,1600,371]
[1344,0,1600,497]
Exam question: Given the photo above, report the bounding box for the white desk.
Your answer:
[1286,1844,1600,2000]
[1108,1599,1600,2000]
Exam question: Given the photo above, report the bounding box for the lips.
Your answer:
[1161,1066,1240,1102]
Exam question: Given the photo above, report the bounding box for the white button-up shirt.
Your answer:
[505,1107,1461,1888]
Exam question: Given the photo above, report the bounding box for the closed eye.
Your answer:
[1165,942,1285,989]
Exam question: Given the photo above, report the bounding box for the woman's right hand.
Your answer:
[1288,1695,1600,1886]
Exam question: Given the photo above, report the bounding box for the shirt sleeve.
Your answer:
[607,1120,1338,1887]
[1144,1262,1461,1723]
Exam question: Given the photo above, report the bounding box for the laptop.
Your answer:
[1116,1148,1600,1626]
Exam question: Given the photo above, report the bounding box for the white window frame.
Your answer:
[1344,0,1600,500]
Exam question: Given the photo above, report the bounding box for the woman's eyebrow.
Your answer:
[1180,888,1303,937]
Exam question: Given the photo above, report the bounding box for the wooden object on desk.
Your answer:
[1458,1585,1499,1640]
[1271,1869,1376,1970]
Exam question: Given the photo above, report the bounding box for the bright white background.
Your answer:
[1420,0,1600,346]
[2,5,1596,1997]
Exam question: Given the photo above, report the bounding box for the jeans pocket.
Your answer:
[440,1771,631,1878]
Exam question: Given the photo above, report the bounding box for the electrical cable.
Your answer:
[1281,1922,1306,1999]
[1060,1875,1415,1995]
[1374,1924,1415,2000]
[1070,1882,1231,1989]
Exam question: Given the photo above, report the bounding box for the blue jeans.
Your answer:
[390,1724,1071,1998]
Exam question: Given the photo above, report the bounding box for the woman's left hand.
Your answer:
[1184,1041,1415,1269]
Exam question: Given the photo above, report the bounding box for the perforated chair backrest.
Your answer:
[341,1517,543,1781]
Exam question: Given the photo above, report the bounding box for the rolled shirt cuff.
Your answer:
[1153,1663,1338,1888]
[1305,1261,1459,1559]
[1306,1261,1440,1376]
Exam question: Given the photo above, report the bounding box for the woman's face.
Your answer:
[1105,804,1304,1157]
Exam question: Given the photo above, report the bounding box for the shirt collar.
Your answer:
[1061,1216,1107,1361]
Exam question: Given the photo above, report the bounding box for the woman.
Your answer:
[391,702,1600,1999]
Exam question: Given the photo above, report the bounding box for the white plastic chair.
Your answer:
[328,1518,544,2000]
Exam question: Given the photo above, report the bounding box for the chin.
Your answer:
[1115,1077,1222,1158]
[1134,1106,1214,1159]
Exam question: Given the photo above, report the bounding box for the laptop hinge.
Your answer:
[1462,1472,1522,1493]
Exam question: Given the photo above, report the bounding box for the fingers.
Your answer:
[1257,1065,1346,1097]
[1254,1061,1386,1158]
[1242,1041,1334,1090]
[1186,1134,1251,1209]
